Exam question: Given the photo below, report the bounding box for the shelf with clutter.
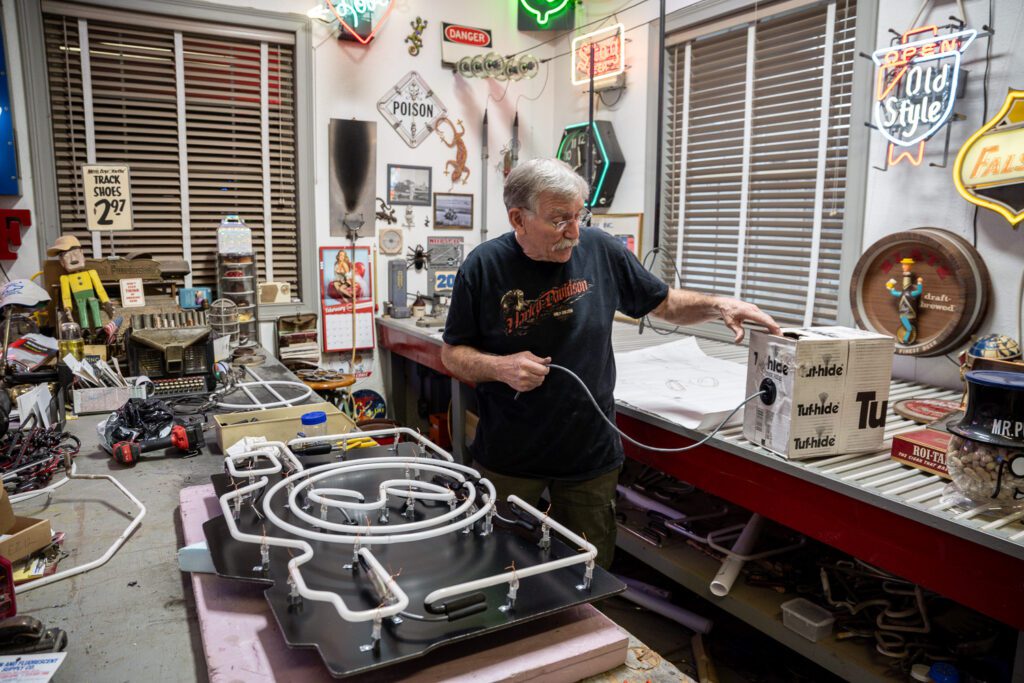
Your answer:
[214,216,260,349]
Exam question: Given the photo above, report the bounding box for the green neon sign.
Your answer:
[556,122,610,208]
[519,0,571,26]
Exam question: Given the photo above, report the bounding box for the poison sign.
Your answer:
[82,164,134,231]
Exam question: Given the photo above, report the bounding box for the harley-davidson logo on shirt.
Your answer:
[500,279,591,335]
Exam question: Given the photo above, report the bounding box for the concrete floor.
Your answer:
[15,417,219,683]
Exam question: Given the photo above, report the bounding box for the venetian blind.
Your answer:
[43,10,299,294]
[660,0,856,327]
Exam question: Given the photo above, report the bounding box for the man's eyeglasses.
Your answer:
[526,208,592,232]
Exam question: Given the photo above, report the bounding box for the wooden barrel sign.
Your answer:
[850,228,990,357]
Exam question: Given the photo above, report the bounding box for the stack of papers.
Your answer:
[279,331,319,363]
[614,337,748,431]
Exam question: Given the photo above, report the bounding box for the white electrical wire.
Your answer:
[542,364,764,453]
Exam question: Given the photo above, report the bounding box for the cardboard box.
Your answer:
[0,490,14,534]
[743,327,895,459]
[0,489,51,563]
[891,428,954,478]
[0,517,52,563]
[215,402,357,450]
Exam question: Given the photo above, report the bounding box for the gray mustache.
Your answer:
[551,237,580,251]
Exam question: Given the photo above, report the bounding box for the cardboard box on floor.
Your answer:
[0,489,52,563]
[215,403,357,450]
[744,327,895,459]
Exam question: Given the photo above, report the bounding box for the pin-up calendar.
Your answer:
[319,246,375,352]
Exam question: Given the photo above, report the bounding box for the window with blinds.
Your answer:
[660,0,856,327]
[42,10,299,294]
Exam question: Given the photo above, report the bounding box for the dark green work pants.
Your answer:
[475,462,620,569]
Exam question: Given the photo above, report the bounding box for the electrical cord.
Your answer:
[542,364,763,453]
[639,246,682,335]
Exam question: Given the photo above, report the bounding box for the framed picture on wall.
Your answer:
[433,192,473,229]
[589,212,643,259]
[387,164,432,206]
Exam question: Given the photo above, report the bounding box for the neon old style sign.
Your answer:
[323,0,395,45]
[571,24,625,86]
[871,25,976,166]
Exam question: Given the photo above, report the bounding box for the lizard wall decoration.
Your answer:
[435,116,470,187]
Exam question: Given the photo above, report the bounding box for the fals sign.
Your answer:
[953,90,1024,227]
[871,26,976,166]
[376,71,447,148]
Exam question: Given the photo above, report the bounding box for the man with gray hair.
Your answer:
[441,158,779,568]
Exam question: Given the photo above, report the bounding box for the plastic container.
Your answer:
[781,598,834,642]
[300,411,327,439]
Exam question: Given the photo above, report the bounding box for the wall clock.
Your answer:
[556,120,624,209]
[849,228,990,357]
[379,227,404,255]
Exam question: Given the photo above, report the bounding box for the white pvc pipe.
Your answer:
[423,494,596,609]
[616,574,672,600]
[218,476,409,622]
[616,485,685,520]
[9,472,72,505]
[709,513,763,597]
[620,584,713,634]
[16,464,147,594]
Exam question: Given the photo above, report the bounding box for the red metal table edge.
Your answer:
[377,319,450,378]
[615,412,1024,631]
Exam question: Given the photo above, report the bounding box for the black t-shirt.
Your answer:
[442,229,668,480]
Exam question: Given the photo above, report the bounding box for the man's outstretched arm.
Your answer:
[649,289,782,343]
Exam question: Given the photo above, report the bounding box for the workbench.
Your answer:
[376,315,1024,682]
[12,355,685,682]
